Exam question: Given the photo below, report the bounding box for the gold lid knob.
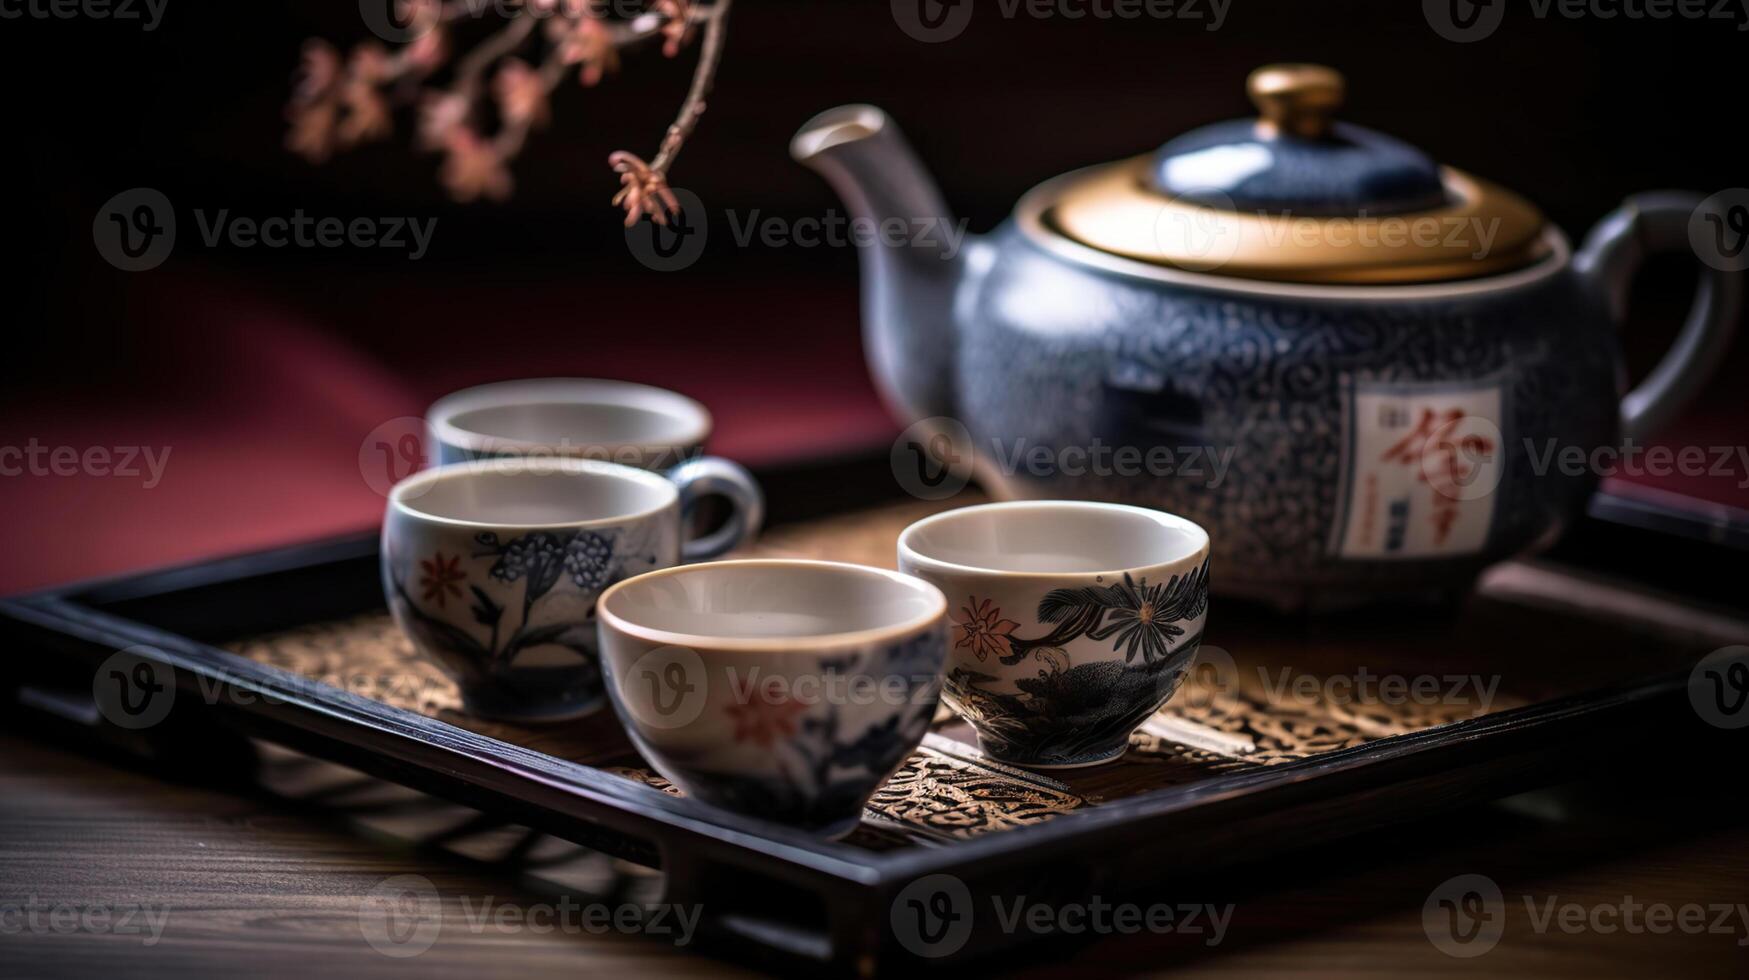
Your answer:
[1247,64,1345,140]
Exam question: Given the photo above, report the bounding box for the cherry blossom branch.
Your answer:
[285,1,733,212]
[491,43,570,160]
[655,0,730,174]
[610,0,731,226]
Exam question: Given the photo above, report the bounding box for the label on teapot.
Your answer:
[1331,380,1504,560]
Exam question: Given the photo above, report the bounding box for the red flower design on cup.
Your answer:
[418,552,466,608]
[952,597,1019,662]
[725,676,809,748]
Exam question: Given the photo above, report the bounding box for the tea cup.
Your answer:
[426,378,761,552]
[382,458,760,721]
[897,501,1211,769]
[596,559,948,836]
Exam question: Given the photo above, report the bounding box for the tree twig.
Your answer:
[288,1,734,211]
[650,0,731,176]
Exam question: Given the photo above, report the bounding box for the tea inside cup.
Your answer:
[898,500,1208,575]
[394,458,679,527]
[601,561,941,642]
[597,560,948,836]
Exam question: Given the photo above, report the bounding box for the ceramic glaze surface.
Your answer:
[900,502,1211,768]
[598,561,948,835]
[952,227,1615,604]
[1152,120,1448,216]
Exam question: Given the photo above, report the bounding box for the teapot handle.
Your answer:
[1574,191,1744,443]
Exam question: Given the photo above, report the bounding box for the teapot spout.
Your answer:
[792,105,968,424]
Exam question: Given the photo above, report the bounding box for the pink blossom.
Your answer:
[494,58,549,128]
[609,151,680,228]
[417,91,468,150]
[292,39,340,104]
[654,0,696,58]
[554,16,618,87]
[286,101,338,162]
[403,26,447,75]
[339,83,392,146]
[348,42,392,85]
[441,129,513,202]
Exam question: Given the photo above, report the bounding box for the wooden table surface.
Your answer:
[2,730,1745,978]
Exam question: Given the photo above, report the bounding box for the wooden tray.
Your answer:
[5,456,1746,973]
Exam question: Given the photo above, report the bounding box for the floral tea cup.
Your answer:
[898,501,1211,769]
[596,559,948,837]
[382,458,760,722]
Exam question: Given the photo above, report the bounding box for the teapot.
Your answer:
[792,64,1741,608]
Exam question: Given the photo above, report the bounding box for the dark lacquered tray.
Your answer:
[4,455,1746,973]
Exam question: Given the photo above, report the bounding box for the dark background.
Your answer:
[12,1,1745,272]
[1,0,1745,589]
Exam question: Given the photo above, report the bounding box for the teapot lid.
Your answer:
[1044,65,1552,284]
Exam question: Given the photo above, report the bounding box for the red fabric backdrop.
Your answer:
[2,265,1742,595]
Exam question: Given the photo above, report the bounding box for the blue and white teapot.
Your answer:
[793,64,1742,608]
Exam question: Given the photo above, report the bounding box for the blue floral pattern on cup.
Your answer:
[944,561,1210,768]
[385,521,669,721]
